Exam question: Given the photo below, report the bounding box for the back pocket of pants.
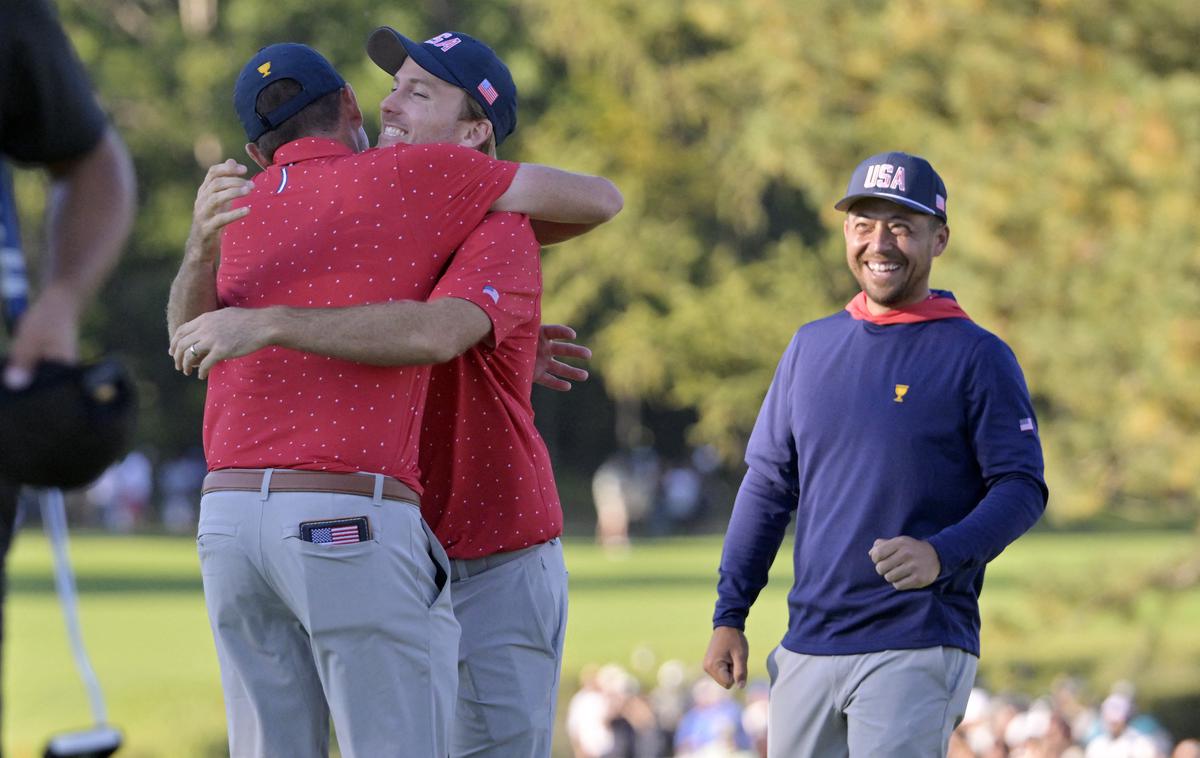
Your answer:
[196,523,237,576]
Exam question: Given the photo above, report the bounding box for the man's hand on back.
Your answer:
[170,307,276,379]
[533,324,591,391]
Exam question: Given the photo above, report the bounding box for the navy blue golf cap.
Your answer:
[234,43,346,142]
[835,151,948,220]
[366,28,518,147]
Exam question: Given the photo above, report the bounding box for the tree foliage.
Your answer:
[9,0,1197,522]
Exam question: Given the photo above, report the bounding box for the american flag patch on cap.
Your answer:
[477,78,499,105]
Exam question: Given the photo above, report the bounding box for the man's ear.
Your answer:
[933,222,950,258]
[463,118,494,154]
[342,84,363,129]
[244,142,269,170]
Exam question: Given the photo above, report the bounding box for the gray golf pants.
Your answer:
[766,645,976,758]
[197,486,459,758]
[449,538,568,758]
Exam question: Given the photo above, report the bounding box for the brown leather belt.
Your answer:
[203,468,419,506]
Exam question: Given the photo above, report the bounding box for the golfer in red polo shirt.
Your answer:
[166,42,620,758]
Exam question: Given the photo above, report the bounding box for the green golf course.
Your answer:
[5,529,1199,757]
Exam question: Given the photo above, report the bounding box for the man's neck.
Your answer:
[864,289,933,315]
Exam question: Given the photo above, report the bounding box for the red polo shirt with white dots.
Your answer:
[203,138,518,492]
[418,213,563,558]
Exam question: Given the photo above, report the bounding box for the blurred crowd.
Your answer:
[951,678,1198,758]
[567,660,765,758]
[565,663,1200,758]
[591,444,727,549]
[15,447,207,534]
[81,448,206,533]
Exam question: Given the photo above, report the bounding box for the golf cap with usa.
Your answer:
[835,151,948,220]
[234,43,346,142]
[366,28,518,147]
[0,357,136,488]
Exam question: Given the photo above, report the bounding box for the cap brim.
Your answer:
[366,27,465,91]
[834,192,944,219]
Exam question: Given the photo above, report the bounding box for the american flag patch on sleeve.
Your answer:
[1019,417,1035,432]
[299,516,370,544]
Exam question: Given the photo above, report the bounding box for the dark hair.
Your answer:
[457,92,495,155]
[253,79,343,163]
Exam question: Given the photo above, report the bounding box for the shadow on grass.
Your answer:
[8,573,203,595]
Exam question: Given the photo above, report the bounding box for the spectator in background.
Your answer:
[655,458,703,535]
[567,664,660,758]
[649,660,691,750]
[1084,693,1162,758]
[1007,699,1084,758]
[157,447,205,533]
[112,449,152,531]
[568,666,616,758]
[740,681,769,758]
[84,464,120,528]
[1053,676,1100,749]
[592,437,660,550]
[0,0,136,745]
[953,688,997,756]
[674,678,750,757]
[606,671,659,758]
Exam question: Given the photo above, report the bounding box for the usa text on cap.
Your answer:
[834,151,948,220]
[366,28,518,147]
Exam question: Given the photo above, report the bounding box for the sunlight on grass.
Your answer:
[4,530,1197,757]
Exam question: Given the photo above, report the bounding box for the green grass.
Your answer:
[4,530,1200,757]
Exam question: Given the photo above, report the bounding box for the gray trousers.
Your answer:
[449,539,568,758]
[766,645,976,758]
[197,488,459,758]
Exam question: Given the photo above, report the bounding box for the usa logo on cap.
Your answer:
[834,151,949,220]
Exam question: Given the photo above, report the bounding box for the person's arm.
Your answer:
[4,128,135,387]
[705,341,800,689]
[170,298,491,379]
[900,337,1048,585]
[492,163,623,226]
[165,160,252,337]
[528,219,603,246]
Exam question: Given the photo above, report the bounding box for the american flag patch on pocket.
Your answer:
[299,516,370,544]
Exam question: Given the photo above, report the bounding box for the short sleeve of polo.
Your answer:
[429,212,539,347]
[0,0,108,163]
[390,143,519,254]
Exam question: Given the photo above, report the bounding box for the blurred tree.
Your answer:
[5,0,1196,524]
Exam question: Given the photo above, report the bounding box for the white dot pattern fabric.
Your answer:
[203,138,519,489]
[418,213,563,559]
